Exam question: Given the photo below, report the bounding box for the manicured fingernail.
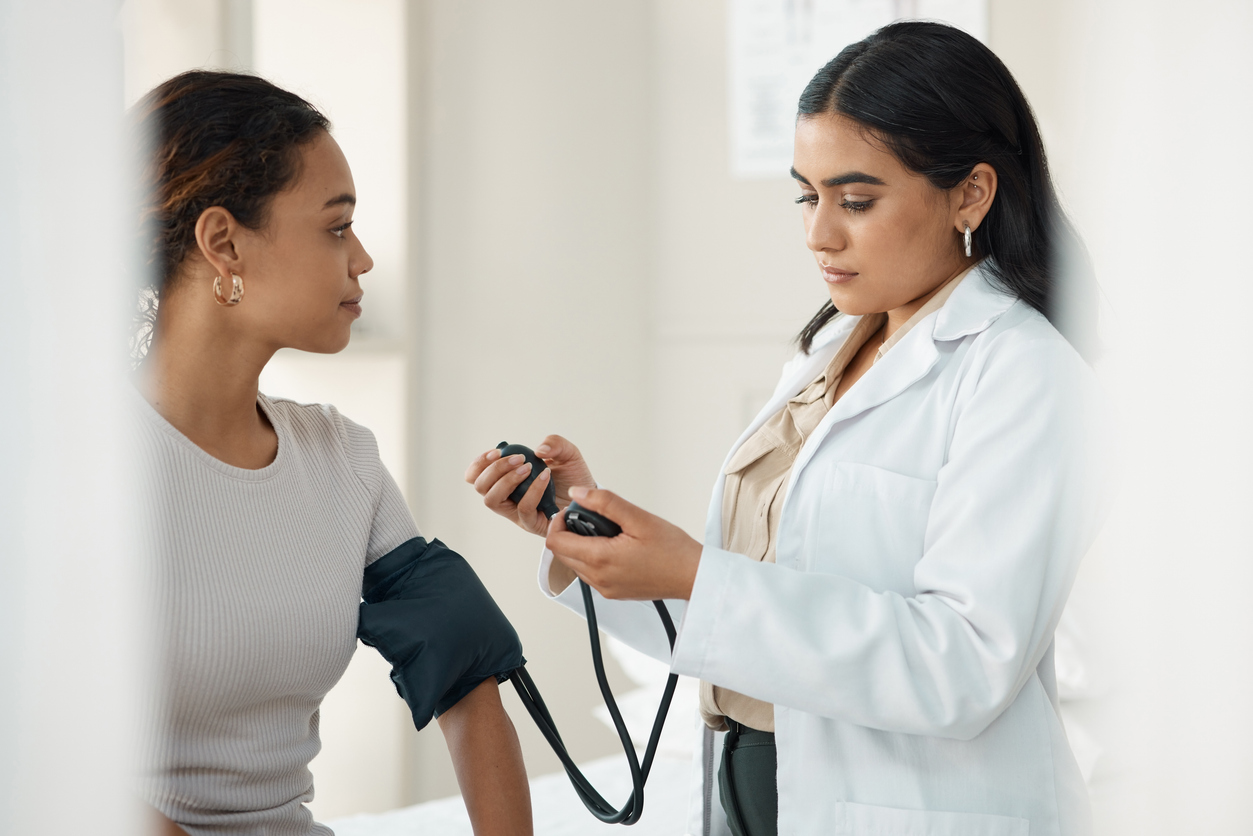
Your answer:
[516,463,532,475]
[536,444,552,456]
[509,454,525,465]
[570,486,588,499]
[538,469,550,481]
[486,449,500,460]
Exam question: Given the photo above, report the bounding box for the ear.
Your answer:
[193,206,245,280]
[953,162,998,235]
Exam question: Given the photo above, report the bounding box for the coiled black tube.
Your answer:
[509,585,677,825]
[496,441,681,826]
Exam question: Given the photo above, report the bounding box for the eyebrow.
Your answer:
[790,167,886,188]
[323,193,356,209]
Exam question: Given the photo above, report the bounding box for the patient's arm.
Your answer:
[438,677,533,835]
[147,806,188,835]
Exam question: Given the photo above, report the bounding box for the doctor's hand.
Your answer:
[465,434,597,537]
[545,486,702,601]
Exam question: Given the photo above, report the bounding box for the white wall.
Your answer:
[404,0,655,801]
[0,2,144,836]
[1056,2,1253,832]
[651,0,830,543]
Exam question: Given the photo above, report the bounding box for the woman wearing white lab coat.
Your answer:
[469,21,1105,836]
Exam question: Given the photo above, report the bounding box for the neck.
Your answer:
[883,258,974,341]
[137,287,276,458]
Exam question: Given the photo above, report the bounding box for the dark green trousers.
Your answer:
[717,722,778,836]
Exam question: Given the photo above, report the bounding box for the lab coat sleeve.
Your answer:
[538,546,687,665]
[670,334,1109,740]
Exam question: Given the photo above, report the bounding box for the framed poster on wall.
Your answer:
[729,0,988,178]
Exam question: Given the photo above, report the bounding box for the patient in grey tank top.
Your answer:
[137,392,418,836]
[130,70,532,836]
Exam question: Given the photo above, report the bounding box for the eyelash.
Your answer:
[332,221,353,239]
[794,195,873,214]
[791,195,872,215]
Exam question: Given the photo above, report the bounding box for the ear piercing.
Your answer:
[213,273,244,306]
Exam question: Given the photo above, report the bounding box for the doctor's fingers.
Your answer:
[567,487,652,531]
[463,447,503,484]
[547,535,611,586]
[548,538,642,600]
[535,434,582,465]
[512,469,553,535]
[545,525,622,573]
[479,460,538,514]
[473,453,532,499]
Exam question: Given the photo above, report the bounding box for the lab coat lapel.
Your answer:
[782,328,942,480]
[727,314,859,451]
[706,269,1017,546]
[788,266,1016,479]
[826,325,939,427]
[703,313,859,547]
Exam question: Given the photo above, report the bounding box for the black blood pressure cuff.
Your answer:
[357,537,525,731]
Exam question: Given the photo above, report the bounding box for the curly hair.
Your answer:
[129,71,330,363]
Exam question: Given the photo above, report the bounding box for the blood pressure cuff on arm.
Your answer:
[357,537,525,731]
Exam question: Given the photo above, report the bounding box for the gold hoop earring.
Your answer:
[963,223,973,258]
[213,273,244,306]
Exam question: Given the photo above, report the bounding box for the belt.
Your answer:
[725,718,774,738]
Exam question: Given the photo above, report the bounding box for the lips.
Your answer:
[820,265,858,284]
[340,295,363,318]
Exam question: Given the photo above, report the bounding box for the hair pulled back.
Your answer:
[795,21,1096,359]
[130,70,330,360]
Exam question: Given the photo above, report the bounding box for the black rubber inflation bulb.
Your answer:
[496,441,561,519]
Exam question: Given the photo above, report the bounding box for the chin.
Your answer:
[326,331,353,353]
[827,287,878,317]
[295,329,353,355]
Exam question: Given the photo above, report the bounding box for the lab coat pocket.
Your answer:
[803,461,936,593]
[835,800,1030,835]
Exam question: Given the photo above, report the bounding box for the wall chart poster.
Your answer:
[729,0,988,178]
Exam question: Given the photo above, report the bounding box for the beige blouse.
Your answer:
[700,268,971,732]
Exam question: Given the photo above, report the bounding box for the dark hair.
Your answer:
[794,21,1097,360]
[129,70,330,361]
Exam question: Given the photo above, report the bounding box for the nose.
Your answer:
[805,199,848,255]
[351,238,374,280]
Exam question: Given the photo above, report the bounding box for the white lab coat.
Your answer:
[539,264,1108,836]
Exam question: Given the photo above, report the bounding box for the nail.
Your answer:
[486,449,501,460]
[536,444,552,456]
[570,486,588,499]
[509,454,525,465]
[538,469,550,481]
[516,463,532,475]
